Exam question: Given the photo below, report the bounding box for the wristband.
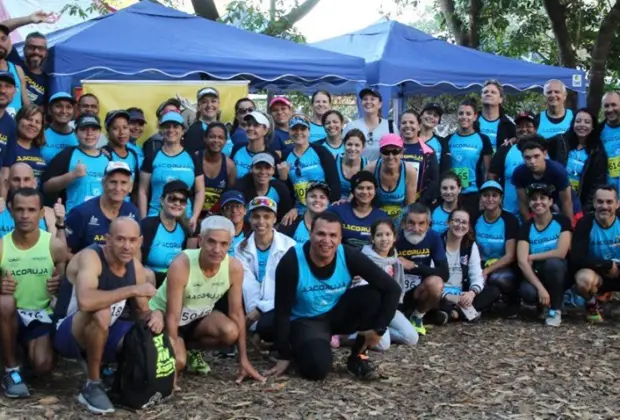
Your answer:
[55,223,66,229]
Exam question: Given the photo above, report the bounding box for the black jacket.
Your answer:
[233,174,294,222]
[182,121,206,155]
[476,113,516,149]
[557,145,608,213]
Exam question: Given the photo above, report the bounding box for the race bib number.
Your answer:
[570,179,580,193]
[17,309,51,326]
[179,306,212,326]
[203,191,221,211]
[403,275,421,291]
[294,181,309,205]
[609,156,620,178]
[110,301,126,326]
[453,167,470,188]
[484,258,499,268]
[381,204,403,219]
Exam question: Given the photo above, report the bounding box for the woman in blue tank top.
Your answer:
[1,105,46,186]
[200,122,236,218]
[138,112,205,233]
[309,90,330,143]
[364,134,418,223]
[431,171,461,234]
[337,129,367,200]
[231,111,277,179]
[316,110,345,157]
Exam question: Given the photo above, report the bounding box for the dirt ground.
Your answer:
[2,304,620,420]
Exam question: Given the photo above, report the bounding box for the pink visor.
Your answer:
[379,133,404,149]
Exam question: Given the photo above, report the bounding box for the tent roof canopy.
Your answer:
[312,19,586,96]
[44,1,366,92]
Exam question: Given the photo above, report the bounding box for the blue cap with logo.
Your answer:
[220,190,245,207]
[159,111,184,126]
[49,92,75,105]
[480,180,503,193]
[0,71,15,86]
[289,116,310,129]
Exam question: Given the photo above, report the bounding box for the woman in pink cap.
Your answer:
[364,133,418,223]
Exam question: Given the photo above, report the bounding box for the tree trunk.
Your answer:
[587,0,620,115]
[468,0,482,49]
[262,0,321,36]
[438,0,470,46]
[542,0,577,68]
[191,0,220,20]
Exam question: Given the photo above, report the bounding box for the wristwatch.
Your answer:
[55,223,66,230]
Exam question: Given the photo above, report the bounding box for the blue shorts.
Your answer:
[54,313,134,362]
[17,318,52,343]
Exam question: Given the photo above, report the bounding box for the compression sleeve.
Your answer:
[273,247,300,360]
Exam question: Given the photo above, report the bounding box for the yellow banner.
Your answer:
[81,81,249,144]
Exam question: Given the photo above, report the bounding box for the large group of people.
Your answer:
[0,10,618,416]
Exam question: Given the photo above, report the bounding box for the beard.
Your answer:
[404,231,426,245]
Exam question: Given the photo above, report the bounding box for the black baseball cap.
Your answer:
[0,71,15,86]
[421,102,444,116]
[515,111,537,126]
[359,87,382,101]
[128,109,146,123]
[306,181,331,197]
[526,183,555,198]
[105,110,130,128]
[75,113,102,130]
[163,180,191,198]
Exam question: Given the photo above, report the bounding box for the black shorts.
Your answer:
[177,292,229,339]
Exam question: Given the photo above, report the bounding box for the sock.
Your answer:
[412,310,425,319]
[86,379,101,386]
[351,334,366,356]
[5,366,19,373]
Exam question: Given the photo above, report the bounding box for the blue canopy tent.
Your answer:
[312,20,587,116]
[39,1,366,94]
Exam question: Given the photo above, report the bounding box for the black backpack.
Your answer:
[113,321,175,410]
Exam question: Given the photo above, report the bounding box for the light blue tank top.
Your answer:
[537,109,574,139]
[336,156,367,200]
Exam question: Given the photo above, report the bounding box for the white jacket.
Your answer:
[235,230,296,314]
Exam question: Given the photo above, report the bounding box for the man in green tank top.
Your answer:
[0,187,68,398]
[150,215,264,388]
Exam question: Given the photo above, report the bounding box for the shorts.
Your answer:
[17,317,53,343]
[54,313,134,363]
[177,292,230,339]
[400,287,420,313]
[154,271,167,288]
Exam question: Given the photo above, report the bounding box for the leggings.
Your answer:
[519,258,570,310]
[255,310,275,343]
[290,286,393,381]
[487,267,519,304]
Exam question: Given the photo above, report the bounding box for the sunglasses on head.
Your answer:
[250,197,276,207]
[237,107,254,114]
[166,195,188,204]
[381,148,402,156]
[526,183,555,197]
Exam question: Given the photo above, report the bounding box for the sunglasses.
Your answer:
[381,148,402,156]
[237,107,254,114]
[367,131,374,146]
[295,158,302,177]
[166,195,188,205]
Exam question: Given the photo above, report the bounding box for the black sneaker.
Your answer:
[78,381,115,414]
[347,353,379,381]
[426,310,449,326]
[217,345,237,358]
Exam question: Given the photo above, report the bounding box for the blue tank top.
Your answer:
[293,220,310,243]
[601,123,620,194]
[286,147,326,212]
[110,148,138,181]
[66,149,109,213]
[6,62,22,117]
[478,116,500,151]
[503,144,525,216]
[229,230,245,256]
[291,244,351,319]
[42,127,78,163]
[475,215,506,261]
[127,141,144,169]
[145,222,185,273]
[566,148,588,193]
[589,217,620,260]
[266,185,280,204]
[147,149,196,217]
[374,159,407,220]
[320,140,344,158]
[256,246,271,283]
[402,142,425,193]
[448,132,485,194]
[203,153,228,213]
[0,211,47,238]
[336,156,367,200]
[233,146,258,179]
[426,136,442,163]
[309,122,327,143]
[537,109,574,139]
[431,205,450,234]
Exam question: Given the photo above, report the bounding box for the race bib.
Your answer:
[110,300,126,326]
[294,181,309,205]
[381,204,403,219]
[203,191,221,211]
[609,156,620,178]
[179,306,212,326]
[453,167,470,188]
[403,274,421,291]
[570,179,580,193]
[444,285,462,296]
[484,258,499,268]
[17,309,51,326]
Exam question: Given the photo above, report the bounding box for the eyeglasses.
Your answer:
[381,148,402,156]
[237,107,254,114]
[25,45,46,52]
[166,195,188,205]
[450,218,469,226]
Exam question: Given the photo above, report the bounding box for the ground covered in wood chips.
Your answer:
[2,304,620,420]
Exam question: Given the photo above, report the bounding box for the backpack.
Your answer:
[112,321,175,410]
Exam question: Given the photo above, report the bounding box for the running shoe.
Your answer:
[187,350,211,375]
[586,301,604,323]
[544,309,562,327]
[78,381,114,414]
[597,292,613,303]
[410,316,426,335]
[2,370,29,398]
[347,353,379,381]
